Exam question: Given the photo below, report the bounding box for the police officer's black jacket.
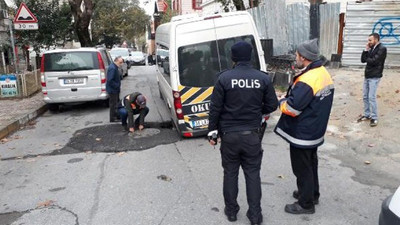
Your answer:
[208,62,278,133]
[361,43,387,78]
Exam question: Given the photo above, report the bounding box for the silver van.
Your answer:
[40,48,112,111]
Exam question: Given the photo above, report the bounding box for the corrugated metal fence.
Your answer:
[320,3,340,60]
[342,1,400,67]
[248,0,289,55]
[248,1,340,59]
[286,3,310,53]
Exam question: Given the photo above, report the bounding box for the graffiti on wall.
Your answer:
[372,17,400,45]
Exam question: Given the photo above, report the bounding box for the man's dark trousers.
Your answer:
[109,93,120,121]
[221,131,263,223]
[290,145,320,209]
[118,106,149,127]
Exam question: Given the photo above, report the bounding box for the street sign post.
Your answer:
[13,3,38,30]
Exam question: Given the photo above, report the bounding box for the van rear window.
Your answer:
[178,35,259,87]
[44,52,99,72]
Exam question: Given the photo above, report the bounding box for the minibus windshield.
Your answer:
[178,35,259,87]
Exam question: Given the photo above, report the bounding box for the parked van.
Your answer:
[155,11,266,137]
[41,48,112,111]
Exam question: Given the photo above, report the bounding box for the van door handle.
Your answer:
[71,88,77,92]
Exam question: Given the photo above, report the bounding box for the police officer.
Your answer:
[208,41,278,225]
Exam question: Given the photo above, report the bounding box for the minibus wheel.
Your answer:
[47,103,59,112]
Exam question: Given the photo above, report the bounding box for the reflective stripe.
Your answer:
[281,101,302,117]
[181,87,201,103]
[275,127,324,146]
[315,84,335,97]
[190,87,213,104]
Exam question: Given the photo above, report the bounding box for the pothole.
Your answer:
[6,206,78,225]
[49,123,180,154]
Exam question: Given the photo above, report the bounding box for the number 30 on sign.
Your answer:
[14,23,38,30]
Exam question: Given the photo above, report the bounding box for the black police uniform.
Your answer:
[208,61,278,224]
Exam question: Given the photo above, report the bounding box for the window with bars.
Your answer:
[192,0,202,10]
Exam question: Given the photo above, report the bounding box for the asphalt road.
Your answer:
[0,65,393,225]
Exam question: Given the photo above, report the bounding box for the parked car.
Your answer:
[40,48,111,111]
[109,48,130,77]
[379,186,400,225]
[130,51,146,65]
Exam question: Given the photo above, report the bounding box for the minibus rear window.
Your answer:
[44,52,99,72]
[178,35,260,87]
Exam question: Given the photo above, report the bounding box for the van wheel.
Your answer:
[47,103,59,112]
[103,99,109,108]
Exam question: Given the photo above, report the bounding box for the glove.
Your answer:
[207,130,218,145]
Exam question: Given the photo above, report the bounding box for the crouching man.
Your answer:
[118,92,149,132]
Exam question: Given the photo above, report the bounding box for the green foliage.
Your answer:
[215,0,259,11]
[13,0,73,51]
[91,0,150,48]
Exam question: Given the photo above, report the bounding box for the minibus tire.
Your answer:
[101,99,109,108]
[47,103,59,112]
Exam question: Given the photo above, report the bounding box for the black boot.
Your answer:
[284,202,315,214]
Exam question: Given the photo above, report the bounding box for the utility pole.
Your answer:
[6,18,18,74]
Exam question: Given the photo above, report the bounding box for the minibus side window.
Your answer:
[178,42,219,87]
[217,35,260,71]
[156,46,170,83]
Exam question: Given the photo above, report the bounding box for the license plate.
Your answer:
[64,78,84,84]
[191,119,209,128]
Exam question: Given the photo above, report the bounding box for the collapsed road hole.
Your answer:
[48,122,180,154]
[0,206,79,225]
[0,211,25,225]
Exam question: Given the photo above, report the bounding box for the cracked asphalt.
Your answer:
[0,66,397,225]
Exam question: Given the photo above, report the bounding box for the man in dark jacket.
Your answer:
[274,39,334,214]
[359,33,387,127]
[118,92,149,132]
[106,56,124,122]
[208,41,278,225]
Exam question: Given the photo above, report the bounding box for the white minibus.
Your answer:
[156,11,266,137]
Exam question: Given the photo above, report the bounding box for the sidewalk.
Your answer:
[0,92,47,140]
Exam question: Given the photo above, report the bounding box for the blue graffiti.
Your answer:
[372,17,400,45]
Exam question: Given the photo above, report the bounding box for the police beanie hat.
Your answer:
[231,41,252,62]
[297,38,319,61]
[136,94,146,107]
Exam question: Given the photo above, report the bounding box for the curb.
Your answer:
[0,104,48,140]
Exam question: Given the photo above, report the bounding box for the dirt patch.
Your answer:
[325,68,400,190]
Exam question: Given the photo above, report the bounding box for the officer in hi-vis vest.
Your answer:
[208,41,278,225]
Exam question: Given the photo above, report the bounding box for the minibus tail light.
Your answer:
[183,132,193,137]
[173,91,184,120]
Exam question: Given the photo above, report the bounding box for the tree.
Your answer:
[14,0,73,51]
[68,0,95,47]
[216,0,259,12]
[91,0,149,48]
